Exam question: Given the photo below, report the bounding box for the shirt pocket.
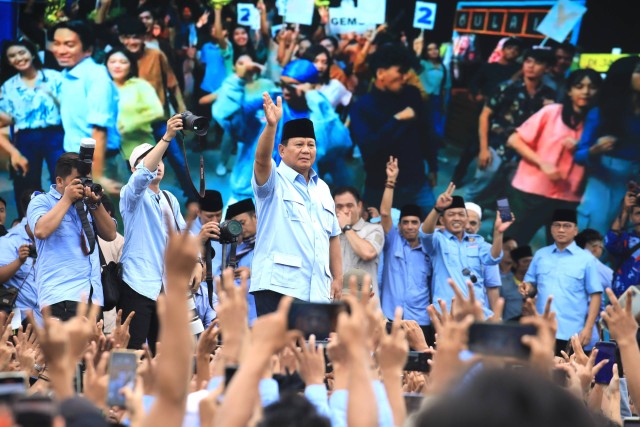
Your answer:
[55,216,76,237]
[283,196,305,222]
[561,267,585,292]
[466,247,482,274]
[320,198,336,234]
[271,252,303,287]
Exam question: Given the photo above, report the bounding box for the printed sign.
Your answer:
[284,0,314,25]
[413,1,437,30]
[237,3,260,30]
[329,1,375,34]
[536,0,586,42]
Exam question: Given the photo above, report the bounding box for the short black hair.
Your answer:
[502,37,523,50]
[369,42,413,74]
[0,196,5,207]
[117,14,147,37]
[105,47,139,80]
[101,194,115,218]
[332,186,361,204]
[51,20,95,52]
[523,46,555,66]
[555,41,577,57]
[55,152,80,180]
[258,393,331,427]
[575,228,604,249]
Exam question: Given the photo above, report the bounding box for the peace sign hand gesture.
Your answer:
[435,182,456,211]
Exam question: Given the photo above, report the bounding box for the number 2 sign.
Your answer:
[413,1,437,30]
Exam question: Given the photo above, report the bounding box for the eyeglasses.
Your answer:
[462,268,478,284]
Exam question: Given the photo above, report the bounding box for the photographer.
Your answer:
[605,191,640,299]
[190,189,223,278]
[26,153,117,320]
[0,199,40,324]
[119,114,201,351]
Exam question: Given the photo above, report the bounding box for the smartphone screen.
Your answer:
[496,198,512,223]
[624,417,640,426]
[287,301,349,340]
[594,341,617,384]
[404,351,431,372]
[106,351,138,407]
[468,322,537,359]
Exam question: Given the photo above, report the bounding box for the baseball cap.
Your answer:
[129,143,167,169]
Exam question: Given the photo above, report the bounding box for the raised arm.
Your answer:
[380,156,398,234]
[213,6,228,51]
[422,182,455,234]
[254,92,282,186]
[490,211,513,259]
[477,105,493,170]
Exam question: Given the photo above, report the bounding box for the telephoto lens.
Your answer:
[180,111,209,136]
[187,293,205,335]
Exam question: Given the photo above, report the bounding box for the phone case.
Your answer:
[594,342,617,385]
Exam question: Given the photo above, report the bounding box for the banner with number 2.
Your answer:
[413,1,437,30]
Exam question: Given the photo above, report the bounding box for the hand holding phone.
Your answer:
[593,341,617,385]
[468,322,536,359]
[287,301,349,340]
[496,198,513,223]
[403,351,431,372]
[106,350,138,407]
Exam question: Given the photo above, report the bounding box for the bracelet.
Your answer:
[38,374,50,382]
[87,200,101,210]
[434,207,444,215]
[385,184,395,189]
[161,136,172,143]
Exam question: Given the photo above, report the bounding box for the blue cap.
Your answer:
[281,59,319,84]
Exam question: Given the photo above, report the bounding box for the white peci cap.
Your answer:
[465,202,482,220]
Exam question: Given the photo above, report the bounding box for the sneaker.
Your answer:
[216,163,227,176]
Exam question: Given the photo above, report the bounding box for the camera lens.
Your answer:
[181,111,210,136]
[219,219,243,244]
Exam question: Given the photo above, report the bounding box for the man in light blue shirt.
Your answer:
[225,198,258,325]
[523,209,603,355]
[251,93,342,316]
[27,152,117,320]
[420,184,510,319]
[51,20,121,193]
[0,217,40,324]
[119,115,200,351]
[378,155,433,343]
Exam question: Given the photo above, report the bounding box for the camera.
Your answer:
[187,293,205,335]
[218,219,243,245]
[77,138,103,197]
[27,244,37,259]
[180,111,209,136]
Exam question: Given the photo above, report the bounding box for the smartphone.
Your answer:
[0,372,28,399]
[12,394,58,427]
[468,322,537,359]
[404,351,431,372]
[551,367,568,387]
[106,350,138,407]
[224,365,238,388]
[624,417,640,426]
[496,198,512,223]
[594,341,617,385]
[287,301,349,340]
[404,393,423,415]
[74,363,84,394]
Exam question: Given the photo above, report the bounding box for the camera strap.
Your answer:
[175,131,205,198]
[205,240,215,309]
[76,201,97,255]
[161,191,181,231]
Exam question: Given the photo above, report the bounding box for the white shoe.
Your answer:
[216,163,227,176]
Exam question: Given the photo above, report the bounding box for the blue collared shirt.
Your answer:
[329,381,394,427]
[27,186,102,307]
[59,57,120,151]
[524,241,603,340]
[251,159,340,302]
[193,283,216,329]
[380,226,431,325]
[190,217,222,278]
[0,69,63,130]
[0,218,40,322]
[120,164,186,300]
[421,229,501,318]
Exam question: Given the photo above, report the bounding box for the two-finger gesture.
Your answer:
[386,156,399,182]
[435,182,456,211]
[263,92,282,127]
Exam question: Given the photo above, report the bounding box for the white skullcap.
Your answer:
[465,202,482,220]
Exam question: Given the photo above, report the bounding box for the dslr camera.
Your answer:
[77,138,103,197]
[180,111,209,136]
[218,219,243,245]
[27,244,37,259]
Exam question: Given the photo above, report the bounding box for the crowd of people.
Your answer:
[0,0,640,425]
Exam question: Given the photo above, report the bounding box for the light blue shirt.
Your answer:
[524,241,603,340]
[421,229,501,318]
[0,218,41,322]
[59,57,120,151]
[380,226,431,325]
[251,159,340,301]
[0,69,63,130]
[190,217,222,277]
[27,186,103,307]
[329,381,394,427]
[120,164,186,300]
[193,283,216,329]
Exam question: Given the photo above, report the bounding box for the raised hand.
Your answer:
[377,307,409,374]
[435,182,456,211]
[494,210,515,234]
[263,92,282,127]
[386,156,399,182]
[601,288,638,347]
[295,334,326,386]
[112,309,135,349]
[448,278,485,321]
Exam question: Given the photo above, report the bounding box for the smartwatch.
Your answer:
[342,224,353,232]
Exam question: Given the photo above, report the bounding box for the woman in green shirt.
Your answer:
[105,48,164,160]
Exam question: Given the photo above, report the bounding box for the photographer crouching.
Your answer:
[26,144,117,321]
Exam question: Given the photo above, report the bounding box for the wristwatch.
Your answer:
[342,224,353,232]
